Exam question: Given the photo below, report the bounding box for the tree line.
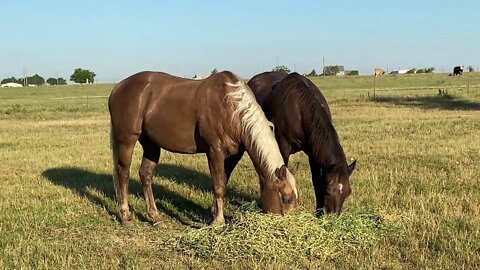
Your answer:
[1,68,96,86]
[272,65,359,76]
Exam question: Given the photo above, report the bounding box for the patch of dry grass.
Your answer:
[1,75,479,269]
[167,204,397,265]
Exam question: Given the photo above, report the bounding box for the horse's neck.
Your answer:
[308,123,343,168]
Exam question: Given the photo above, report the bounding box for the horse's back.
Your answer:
[109,71,242,153]
[251,72,333,153]
[248,71,288,105]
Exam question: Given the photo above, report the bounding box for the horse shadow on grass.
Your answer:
[371,93,480,111]
[42,164,257,227]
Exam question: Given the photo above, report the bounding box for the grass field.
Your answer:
[1,73,479,269]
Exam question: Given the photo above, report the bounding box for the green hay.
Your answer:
[165,204,399,263]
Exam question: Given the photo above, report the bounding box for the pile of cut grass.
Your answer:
[166,204,399,264]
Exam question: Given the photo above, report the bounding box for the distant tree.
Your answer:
[425,67,435,73]
[407,68,416,74]
[58,78,67,85]
[323,65,341,76]
[70,68,96,84]
[468,65,475,72]
[307,69,317,77]
[17,74,44,86]
[48,77,67,85]
[46,78,66,85]
[46,78,57,85]
[416,69,425,74]
[272,65,291,73]
[346,70,359,76]
[29,74,45,85]
[1,77,20,84]
[211,68,218,75]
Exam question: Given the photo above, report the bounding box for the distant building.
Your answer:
[336,66,345,76]
[1,82,23,88]
[193,74,209,80]
[345,70,359,76]
[390,69,410,75]
[323,65,345,76]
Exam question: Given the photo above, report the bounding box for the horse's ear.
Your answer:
[347,160,357,176]
[275,165,287,180]
[289,162,300,175]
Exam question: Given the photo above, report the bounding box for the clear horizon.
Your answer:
[1,1,479,83]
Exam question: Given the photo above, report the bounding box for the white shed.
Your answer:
[1,82,23,88]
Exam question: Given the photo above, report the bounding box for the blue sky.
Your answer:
[1,0,479,82]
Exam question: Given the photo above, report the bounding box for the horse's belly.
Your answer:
[143,116,200,154]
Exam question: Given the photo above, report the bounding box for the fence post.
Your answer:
[468,72,470,92]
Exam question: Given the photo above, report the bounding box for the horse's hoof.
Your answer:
[152,220,165,227]
[148,214,163,227]
[315,209,325,217]
[210,218,225,226]
[121,219,133,227]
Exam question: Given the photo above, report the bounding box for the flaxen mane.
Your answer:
[226,81,286,177]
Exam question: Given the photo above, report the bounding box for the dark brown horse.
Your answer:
[108,71,298,225]
[245,71,356,215]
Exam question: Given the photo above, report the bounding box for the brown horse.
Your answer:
[108,71,298,225]
[244,71,356,215]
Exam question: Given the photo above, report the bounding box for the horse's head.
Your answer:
[260,165,299,215]
[317,160,356,215]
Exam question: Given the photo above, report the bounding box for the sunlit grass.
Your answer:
[0,74,479,269]
[167,205,398,265]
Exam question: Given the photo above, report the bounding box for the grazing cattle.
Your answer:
[109,71,298,225]
[453,66,464,76]
[228,71,356,215]
[374,69,383,77]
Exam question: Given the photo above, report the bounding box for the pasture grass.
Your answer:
[167,204,398,265]
[0,73,479,269]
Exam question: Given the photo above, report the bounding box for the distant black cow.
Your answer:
[453,66,464,76]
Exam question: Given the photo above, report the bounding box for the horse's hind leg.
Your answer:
[116,142,136,226]
[139,133,162,225]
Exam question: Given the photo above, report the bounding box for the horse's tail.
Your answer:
[110,121,120,201]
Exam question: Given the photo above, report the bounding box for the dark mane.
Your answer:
[275,73,347,170]
[247,71,356,214]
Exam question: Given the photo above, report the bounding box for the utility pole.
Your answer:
[23,66,27,87]
[56,72,59,85]
[322,56,325,76]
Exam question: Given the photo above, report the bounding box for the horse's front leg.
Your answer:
[207,148,227,225]
[277,137,292,165]
[308,155,325,215]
